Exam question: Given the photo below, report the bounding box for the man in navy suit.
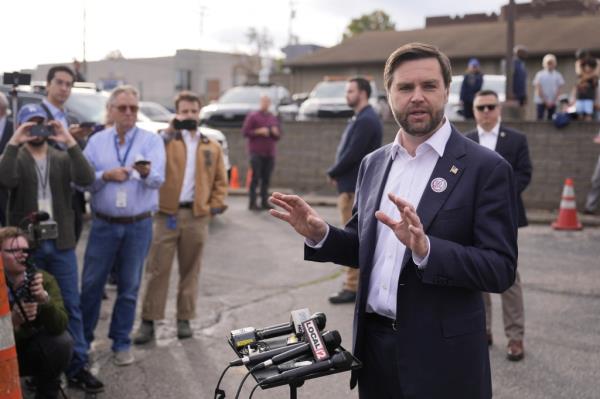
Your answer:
[327,77,383,304]
[467,90,532,361]
[270,42,518,398]
[0,92,14,226]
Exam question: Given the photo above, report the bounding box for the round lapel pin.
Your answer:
[431,177,448,193]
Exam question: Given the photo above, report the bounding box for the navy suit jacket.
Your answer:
[327,105,383,193]
[466,125,532,227]
[306,127,518,398]
[0,119,13,154]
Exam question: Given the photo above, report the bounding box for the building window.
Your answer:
[175,69,192,91]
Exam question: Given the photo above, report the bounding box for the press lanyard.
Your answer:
[114,128,138,167]
[34,157,50,199]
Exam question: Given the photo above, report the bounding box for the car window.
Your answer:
[65,92,108,124]
[311,82,347,98]
[219,87,279,104]
[141,103,171,119]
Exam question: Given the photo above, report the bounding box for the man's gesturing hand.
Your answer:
[375,193,429,258]
[269,192,328,243]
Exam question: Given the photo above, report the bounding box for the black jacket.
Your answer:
[466,125,532,227]
[327,105,382,193]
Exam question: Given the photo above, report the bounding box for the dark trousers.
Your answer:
[249,154,275,207]
[536,104,556,120]
[358,315,405,399]
[462,101,474,119]
[17,331,73,399]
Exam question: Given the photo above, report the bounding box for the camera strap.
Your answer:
[33,157,50,199]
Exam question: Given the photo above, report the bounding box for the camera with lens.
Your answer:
[28,221,58,241]
[14,257,38,303]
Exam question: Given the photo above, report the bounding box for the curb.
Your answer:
[227,189,600,227]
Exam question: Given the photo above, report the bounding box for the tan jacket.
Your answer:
[159,132,228,216]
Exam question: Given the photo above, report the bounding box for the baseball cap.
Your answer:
[468,58,480,68]
[17,103,47,125]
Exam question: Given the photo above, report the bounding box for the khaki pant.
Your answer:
[141,209,209,321]
[338,192,359,292]
[482,270,525,341]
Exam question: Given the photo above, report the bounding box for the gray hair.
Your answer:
[108,85,139,105]
[0,92,8,109]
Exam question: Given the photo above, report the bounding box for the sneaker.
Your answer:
[248,203,260,211]
[177,319,193,339]
[68,368,105,393]
[133,320,155,345]
[113,350,135,366]
[328,289,356,304]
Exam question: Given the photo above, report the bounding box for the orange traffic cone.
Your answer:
[229,165,240,189]
[552,178,583,230]
[245,168,253,189]
[0,258,23,399]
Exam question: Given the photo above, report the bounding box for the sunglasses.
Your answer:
[475,104,498,112]
[114,105,139,113]
[2,247,28,254]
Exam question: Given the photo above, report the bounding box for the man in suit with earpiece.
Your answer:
[467,89,532,362]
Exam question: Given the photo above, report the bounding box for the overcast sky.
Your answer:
[1,0,518,73]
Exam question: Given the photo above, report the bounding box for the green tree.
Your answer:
[343,10,395,40]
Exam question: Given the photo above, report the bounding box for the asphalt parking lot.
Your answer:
[55,196,600,399]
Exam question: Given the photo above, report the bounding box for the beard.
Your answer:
[391,105,445,137]
[28,138,47,147]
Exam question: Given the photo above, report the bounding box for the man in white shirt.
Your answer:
[133,91,228,344]
[466,90,532,362]
[533,53,565,120]
[269,43,519,398]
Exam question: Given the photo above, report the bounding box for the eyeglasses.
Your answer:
[52,78,73,88]
[114,105,139,113]
[2,248,28,254]
[475,104,498,112]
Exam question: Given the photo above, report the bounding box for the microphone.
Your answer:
[230,311,326,349]
[256,312,326,340]
[229,341,305,367]
[260,351,354,385]
[251,330,341,371]
[26,211,50,223]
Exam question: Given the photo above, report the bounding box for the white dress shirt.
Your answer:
[476,121,501,151]
[366,118,451,318]
[307,118,452,319]
[179,129,200,203]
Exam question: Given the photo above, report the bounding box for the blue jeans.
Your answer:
[32,240,88,376]
[80,217,153,352]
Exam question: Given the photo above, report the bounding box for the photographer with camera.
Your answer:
[0,104,103,392]
[1,227,72,399]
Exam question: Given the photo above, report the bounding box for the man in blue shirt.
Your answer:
[512,45,528,119]
[79,85,165,368]
[326,77,383,304]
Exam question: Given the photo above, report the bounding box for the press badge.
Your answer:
[116,189,127,208]
[38,198,53,218]
[166,215,177,230]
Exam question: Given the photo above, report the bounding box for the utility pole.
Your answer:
[82,0,87,76]
[506,0,515,101]
[198,3,208,39]
[288,0,297,45]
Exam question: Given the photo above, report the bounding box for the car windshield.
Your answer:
[311,81,347,98]
[65,91,108,124]
[219,87,277,104]
[141,103,172,119]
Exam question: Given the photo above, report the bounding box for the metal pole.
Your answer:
[506,0,515,101]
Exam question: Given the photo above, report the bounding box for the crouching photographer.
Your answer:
[1,227,72,399]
